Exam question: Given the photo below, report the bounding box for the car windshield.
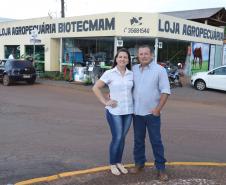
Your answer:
[11,60,33,68]
[0,60,6,66]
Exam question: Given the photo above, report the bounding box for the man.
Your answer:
[130,45,170,181]
[8,53,14,59]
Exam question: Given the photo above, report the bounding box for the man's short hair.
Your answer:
[138,45,154,54]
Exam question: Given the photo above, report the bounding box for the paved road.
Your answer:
[0,80,226,184]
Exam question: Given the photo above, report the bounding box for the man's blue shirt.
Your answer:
[133,61,171,116]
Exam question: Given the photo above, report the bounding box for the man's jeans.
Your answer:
[106,109,132,165]
[133,114,166,170]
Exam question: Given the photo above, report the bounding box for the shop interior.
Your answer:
[62,37,189,67]
[4,44,45,72]
[61,36,190,82]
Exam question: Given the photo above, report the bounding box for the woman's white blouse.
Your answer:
[100,67,133,115]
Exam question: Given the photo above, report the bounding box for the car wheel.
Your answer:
[3,75,11,86]
[195,80,206,91]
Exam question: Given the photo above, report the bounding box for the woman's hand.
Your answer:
[105,100,118,108]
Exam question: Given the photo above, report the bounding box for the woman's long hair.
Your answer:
[112,48,131,70]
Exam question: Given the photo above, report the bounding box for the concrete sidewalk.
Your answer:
[16,163,226,185]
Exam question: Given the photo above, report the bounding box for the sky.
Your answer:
[0,0,226,19]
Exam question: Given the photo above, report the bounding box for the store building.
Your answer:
[163,7,226,68]
[163,7,226,27]
[0,12,224,74]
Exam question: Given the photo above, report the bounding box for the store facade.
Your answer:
[0,12,224,73]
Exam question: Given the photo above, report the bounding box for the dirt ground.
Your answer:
[33,166,226,185]
[0,79,226,184]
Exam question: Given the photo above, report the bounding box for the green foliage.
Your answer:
[84,75,92,85]
[40,71,65,81]
[35,63,44,71]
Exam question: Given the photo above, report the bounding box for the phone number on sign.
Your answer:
[124,28,150,34]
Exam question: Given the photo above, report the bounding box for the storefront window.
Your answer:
[4,45,20,59]
[25,45,45,61]
[25,45,45,72]
[63,37,114,66]
[158,40,188,65]
[121,38,154,63]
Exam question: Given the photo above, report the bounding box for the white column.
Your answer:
[154,38,159,64]
[20,45,25,58]
[59,38,63,72]
[189,42,192,76]
[114,36,117,57]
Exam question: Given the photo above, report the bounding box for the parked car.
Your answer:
[0,59,36,86]
[0,59,7,79]
[191,65,226,91]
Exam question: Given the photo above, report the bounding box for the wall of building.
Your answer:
[0,12,224,71]
[49,38,60,71]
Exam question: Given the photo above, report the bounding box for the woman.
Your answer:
[92,48,133,175]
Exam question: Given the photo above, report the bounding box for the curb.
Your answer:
[14,162,226,185]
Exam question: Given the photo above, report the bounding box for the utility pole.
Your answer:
[61,0,65,17]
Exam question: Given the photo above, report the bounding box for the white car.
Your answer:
[191,65,226,91]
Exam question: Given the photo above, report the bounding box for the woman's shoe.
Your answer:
[110,165,121,175]
[116,163,128,174]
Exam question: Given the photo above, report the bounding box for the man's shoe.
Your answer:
[157,170,169,181]
[129,165,144,174]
